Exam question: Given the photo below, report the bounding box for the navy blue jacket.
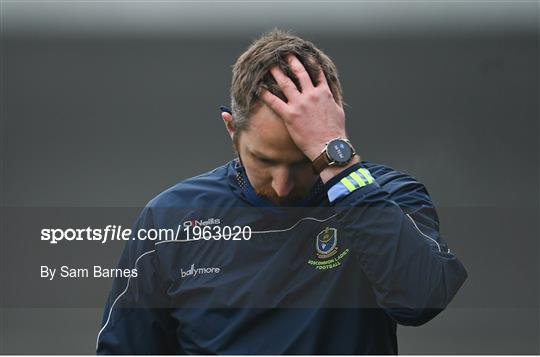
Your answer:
[96,159,467,354]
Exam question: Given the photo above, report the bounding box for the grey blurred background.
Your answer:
[1,0,539,354]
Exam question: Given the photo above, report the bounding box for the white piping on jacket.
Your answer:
[405,213,443,253]
[96,249,155,350]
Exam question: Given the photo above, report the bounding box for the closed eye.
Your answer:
[256,156,277,165]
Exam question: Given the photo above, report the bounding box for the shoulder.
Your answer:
[146,161,234,209]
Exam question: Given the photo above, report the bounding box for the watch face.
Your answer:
[327,139,353,165]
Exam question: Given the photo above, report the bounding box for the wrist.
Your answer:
[319,155,361,184]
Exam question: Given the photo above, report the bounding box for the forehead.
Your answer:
[242,103,302,156]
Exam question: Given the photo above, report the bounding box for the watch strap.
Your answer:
[312,151,331,174]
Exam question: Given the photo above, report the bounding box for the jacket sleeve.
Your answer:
[328,164,468,326]
[96,206,180,354]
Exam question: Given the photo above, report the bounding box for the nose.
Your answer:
[271,167,295,198]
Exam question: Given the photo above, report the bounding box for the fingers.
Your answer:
[314,65,338,104]
[260,89,288,117]
[316,65,329,89]
[263,54,332,116]
[269,66,299,101]
[286,54,314,92]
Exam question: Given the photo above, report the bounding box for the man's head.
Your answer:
[222,29,344,205]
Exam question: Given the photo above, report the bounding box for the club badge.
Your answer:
[316,227,338,259]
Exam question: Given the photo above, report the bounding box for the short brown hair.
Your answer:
[230,29,343,135]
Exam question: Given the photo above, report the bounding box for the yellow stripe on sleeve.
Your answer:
[349,172,367,188]
[340,177,356,192]
[357,168,374,184]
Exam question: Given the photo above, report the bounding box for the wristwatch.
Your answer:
[312,137,356,174]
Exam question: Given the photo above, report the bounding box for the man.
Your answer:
[97,29,467,354]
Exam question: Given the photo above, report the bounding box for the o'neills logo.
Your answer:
[180,264,221,278]
[183,218,221,227]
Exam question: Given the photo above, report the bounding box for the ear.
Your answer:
[221,111,236,140]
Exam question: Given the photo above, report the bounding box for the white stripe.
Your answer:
[248,214,338,234]
[95,249,155,350]
[406,213,441,252]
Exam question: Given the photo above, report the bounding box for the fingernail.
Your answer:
[219,105,232,114]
